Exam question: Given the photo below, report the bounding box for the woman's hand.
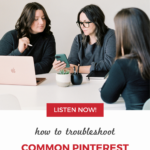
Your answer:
[68,65,91,74]
[53,59,66,71]
[64,64,78,73]
[69,64,78,73]
[18,37,30,53]
[53,60,79,73]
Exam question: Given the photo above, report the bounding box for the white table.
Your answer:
[0,73,126,110]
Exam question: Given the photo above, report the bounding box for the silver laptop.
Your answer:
[0,56,46,86]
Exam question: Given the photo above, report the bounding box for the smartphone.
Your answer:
[55,54,70,68]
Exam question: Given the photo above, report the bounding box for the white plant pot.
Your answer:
[56,73,70,87]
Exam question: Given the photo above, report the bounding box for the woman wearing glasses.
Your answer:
[0,2,56,74]
[53,4,116,73]
[101,8,150,110]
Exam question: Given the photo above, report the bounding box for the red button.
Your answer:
[46,103,104,117]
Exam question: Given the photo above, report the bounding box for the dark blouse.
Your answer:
[68,29,116,71]
[0,29,56,74]
[101,59,150,110]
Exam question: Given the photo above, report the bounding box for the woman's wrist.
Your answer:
[78,66,91,74]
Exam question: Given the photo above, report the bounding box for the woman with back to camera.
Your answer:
[0,2,56,74]
[101,8,150,110]
[53,4,116,73]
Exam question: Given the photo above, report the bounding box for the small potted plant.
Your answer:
[56,70,70,87]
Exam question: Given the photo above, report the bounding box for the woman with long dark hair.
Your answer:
[53,4,116,73]
[101,8,150,110]
[0,2,56,74]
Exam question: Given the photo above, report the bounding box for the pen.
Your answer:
[28,44,33,47]
[77,64,80,74]
[73,66,76,74]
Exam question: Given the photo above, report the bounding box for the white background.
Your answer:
[0,111,150,150]
[0,1,150,149]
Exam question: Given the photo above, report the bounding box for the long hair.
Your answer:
[77,4,108,48]
[114,8,150,80]
[15,2,52,39]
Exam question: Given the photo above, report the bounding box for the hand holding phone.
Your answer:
[55,54,70,68]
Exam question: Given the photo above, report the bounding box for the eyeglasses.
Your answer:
[76,21,92,28]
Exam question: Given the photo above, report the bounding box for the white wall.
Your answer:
[0,0,149,72]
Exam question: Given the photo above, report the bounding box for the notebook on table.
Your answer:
[86,71,109,80]
[0,56,46,86]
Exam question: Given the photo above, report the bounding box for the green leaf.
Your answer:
[58,69,70,74]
